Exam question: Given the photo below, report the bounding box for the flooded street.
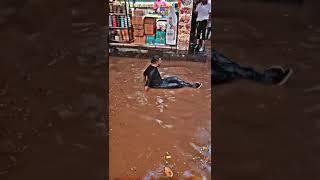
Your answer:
[214,1,320,179]
[109,57,211,179]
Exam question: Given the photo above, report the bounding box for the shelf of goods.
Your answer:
[109,42,177,50]
[125,1,178,8]
[108,0,132,43]
[109,0,181,48]
[130,0,178,47]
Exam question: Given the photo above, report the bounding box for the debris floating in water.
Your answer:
[154,119,173,129]
[135,91,148,105]
[155,119,163,124]
[163,124,173,129]
[167,96,176,102]
[156,96,167,112]
[164,167,174,177]
[165,152,172,161]
[189,142,212,174]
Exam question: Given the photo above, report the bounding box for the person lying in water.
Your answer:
[143,55,202,92]
[212,49,293,85]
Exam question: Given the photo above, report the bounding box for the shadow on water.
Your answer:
[109,57,211,179]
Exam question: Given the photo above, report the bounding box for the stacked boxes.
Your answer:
[132,11,157,45]
[144,17,156,45]
[132,16,144,25]
[144,17,156,35]
[133,9,144,16]
[132,9,145,44]
[133,29,144,37]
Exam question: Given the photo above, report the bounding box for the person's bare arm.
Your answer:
[144,86,150,93]
[144,76,150,93]
[144,77,150,93]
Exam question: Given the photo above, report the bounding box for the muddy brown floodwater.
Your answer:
[109,56,211,179]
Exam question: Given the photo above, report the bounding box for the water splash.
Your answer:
[144,163,177,179]
[154,119,174,129]
[135,91,148,105]
[156,96,167,112]
[143,164,165,180]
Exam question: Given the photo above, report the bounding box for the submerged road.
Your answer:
[109,57,211,179]
[214,1,320,179]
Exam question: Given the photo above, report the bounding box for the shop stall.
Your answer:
[108,0,194,51]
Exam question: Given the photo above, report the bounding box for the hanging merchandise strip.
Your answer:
[177,0,193,51]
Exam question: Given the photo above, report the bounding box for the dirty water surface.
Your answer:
[109,57,211,179]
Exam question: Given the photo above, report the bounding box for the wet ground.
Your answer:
[109,57,211,179]
[214,1,320,179]
[1,0,320,179]
[0,1,108,179]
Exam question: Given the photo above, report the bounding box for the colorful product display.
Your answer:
[155,30,166,44]
[166,6,177,45]
[109,0,132,42]
[109,0,193,51]
[110,15,130,28]
[177,0,193,50]
[111,29,130,42]
[146,36,155,44]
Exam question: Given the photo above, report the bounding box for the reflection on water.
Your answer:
[154,119,174,129]
[189,142,212,175]
[109,57,211,179]
[156,96,167,113]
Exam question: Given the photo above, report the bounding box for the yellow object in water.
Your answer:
[164,167,174,177]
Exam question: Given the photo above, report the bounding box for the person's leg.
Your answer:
[160,76,202,88]
[212,51,237,84]
[212,49,242,82]
[263,67,293,85]
[213,49,293,84]
[163,82,185,89]
[196,22,201,48]
[213,49,239,66]
[163,76,194,87]
[212,68,236,84]
[206,27,211,39]
[158,77,185,89]
[212,49,275,84]
[199,20,208,51]
[196,39,200,47]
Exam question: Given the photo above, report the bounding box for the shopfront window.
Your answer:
[108,0,194,50]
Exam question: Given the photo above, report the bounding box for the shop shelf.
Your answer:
[109,27,131,29]
[109,13,127,15]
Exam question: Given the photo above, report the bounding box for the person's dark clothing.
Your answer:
[196,20,208,40]
[206,27,211,39]
[143,65,195,89]
[159,76,194,88]
[143,65,162,88]
[212,49,285,84]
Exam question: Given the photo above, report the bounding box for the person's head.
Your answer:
[150,55,162,67]
[201,0,208,4]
